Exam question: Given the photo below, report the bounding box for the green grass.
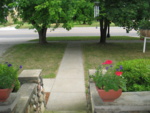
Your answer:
[0,21,116,28]
[82,42,150,92]
[1,43,67,78]
[46,36,141,41]
[23,21,115,28]
[1,36,149,80]
[83,42,150,71]
[72,21,116,27]
[16,23,33,29]
[0,23,14,27]
[30,36,140,42]
[46,36,99,41]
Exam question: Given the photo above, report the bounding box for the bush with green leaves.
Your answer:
[115,59,150,91]
[0,62,22,90]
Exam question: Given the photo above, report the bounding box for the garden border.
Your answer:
[88,69,150,113]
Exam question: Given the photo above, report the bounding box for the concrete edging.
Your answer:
[88,69,150,113]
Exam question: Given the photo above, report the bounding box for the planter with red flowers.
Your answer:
[90,60,126,102]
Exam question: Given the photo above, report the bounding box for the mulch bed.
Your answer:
[45,92,50,104]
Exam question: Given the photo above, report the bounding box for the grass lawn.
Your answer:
[1,43,67,78]
[82,42,150,90]
[31,36,140,42]
[72,21,116,27]
[0,21,116,28]
[0,23,14,27]
[1,36,150,79]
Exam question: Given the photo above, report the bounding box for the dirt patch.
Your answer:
[45,92,50,104]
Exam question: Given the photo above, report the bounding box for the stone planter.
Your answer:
[88,69,150,113]
[0,69,46,113]
[140,29,150,37]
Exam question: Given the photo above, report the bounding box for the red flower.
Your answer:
[115,71,123,76]
[102,60,113,65]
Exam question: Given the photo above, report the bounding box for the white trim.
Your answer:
[143,37,150,53]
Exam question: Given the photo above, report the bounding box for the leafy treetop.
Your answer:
[0,0,13,24]
[95,0,150,43]
[10,0,93,44]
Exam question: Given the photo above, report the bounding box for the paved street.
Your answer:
[46,27,138,37]
[0,27,138,44]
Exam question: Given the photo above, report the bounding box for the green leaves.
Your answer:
[35,1,49,10]
[0,0,14,24]
[0,63,19,89]
[97,0,150,31]
[116,59,150,91]
[92,66,126,92]
[139,20,150,29]
[73,0,94,23]
[8,0,94,43]
[11,0,93,31]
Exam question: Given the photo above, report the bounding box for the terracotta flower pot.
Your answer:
[97,88,122,102]
[0,88,13,102]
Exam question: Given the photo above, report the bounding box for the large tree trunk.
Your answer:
[38,28,47,44]
[83,20,86,24]
[99,18,109,44]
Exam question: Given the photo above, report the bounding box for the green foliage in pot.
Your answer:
[0,62,22,90]
[90,60,127,92]
[115,59,150,91]
[137,20,150,38]
[139,20,150,30]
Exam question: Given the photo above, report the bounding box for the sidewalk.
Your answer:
[44,43,87,112]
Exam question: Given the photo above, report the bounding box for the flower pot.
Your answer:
[140,30,150,37]
[0,88,13,102]
[97,88,122,102]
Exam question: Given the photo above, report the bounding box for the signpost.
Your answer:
[143,37,150,53]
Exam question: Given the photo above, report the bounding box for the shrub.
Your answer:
[115,59,150,91]
[0,62,22,91]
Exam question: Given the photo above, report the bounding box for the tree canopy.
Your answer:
[95,0,150,43]
[73,0,94,25]
[3,0,150,44]
[11,0,93,44]
[0,0,13,24]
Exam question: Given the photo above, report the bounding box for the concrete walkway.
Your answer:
[45,43,87,112]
